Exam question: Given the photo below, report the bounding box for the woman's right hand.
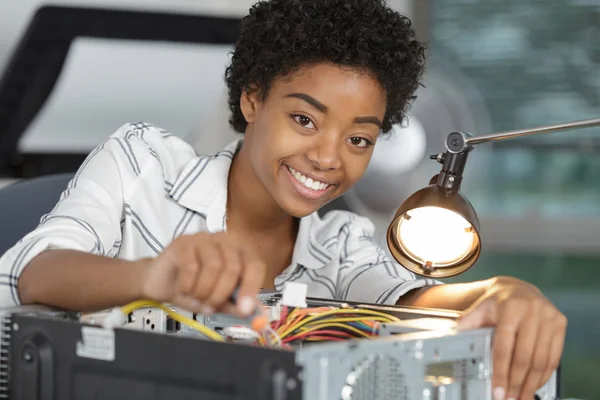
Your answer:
[139,232,267,317]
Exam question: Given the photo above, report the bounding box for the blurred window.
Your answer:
[430,1,600,397]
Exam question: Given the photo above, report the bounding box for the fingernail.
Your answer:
[238,296,255,316]
[201,305,214,315]
[493,387,505,400]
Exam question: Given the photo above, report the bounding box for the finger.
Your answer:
[492,300,526,400]
[539,314,567,387]
[236,247,268,316]
[204,240,243,309]
[216,302,240,316]
[506,302,541,400]
[173,237,201,295]
[457,300,496,330]
[518,312,553,399]
[193,237,224,301]
[172,294,205,314]
[176,298,238,317]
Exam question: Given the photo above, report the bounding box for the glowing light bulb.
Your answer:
[396,206,475,267]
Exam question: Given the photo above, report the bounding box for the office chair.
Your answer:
[0,173,74,255]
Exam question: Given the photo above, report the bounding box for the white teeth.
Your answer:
[287,166,330,191]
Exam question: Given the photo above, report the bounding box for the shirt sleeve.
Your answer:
[0,123,152,307]
[334,213,440,305]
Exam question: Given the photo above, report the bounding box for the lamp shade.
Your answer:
[386,184,481,278]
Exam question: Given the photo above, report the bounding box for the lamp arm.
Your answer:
[466,117,600,146]
[430,117,600,192]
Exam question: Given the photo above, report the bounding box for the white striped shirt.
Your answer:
[0,122,436,307]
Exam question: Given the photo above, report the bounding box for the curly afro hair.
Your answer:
[225,0,426,134]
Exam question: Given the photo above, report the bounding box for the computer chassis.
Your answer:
[0,294,559,400]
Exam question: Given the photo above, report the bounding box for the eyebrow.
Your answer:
[286,93,328,113]
[354,116,382,129]
[285,92,382,128]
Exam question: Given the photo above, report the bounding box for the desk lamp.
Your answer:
[386,117,600,278]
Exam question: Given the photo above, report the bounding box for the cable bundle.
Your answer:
[260,306,400,347]
[114,301,401,348]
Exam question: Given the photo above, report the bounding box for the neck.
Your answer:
[227,141,295,234]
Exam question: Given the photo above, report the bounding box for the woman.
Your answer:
[0,1,565,399]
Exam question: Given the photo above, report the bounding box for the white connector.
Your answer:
[102,308,128,330]
[280,282,308,308]
[223,325,260,341]
[267,303,282,322]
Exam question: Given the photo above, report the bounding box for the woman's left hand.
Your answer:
[456,276,567,400]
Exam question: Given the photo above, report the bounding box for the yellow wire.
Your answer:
[121,300,156,314]
[278,308,399,338]
[121,300,224,342]
[283,322,370,340]
[298,316,390,331]
[275,309,302,333]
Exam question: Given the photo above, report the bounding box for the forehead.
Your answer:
[270,63,387,114]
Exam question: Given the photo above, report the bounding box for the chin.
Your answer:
[277,193,329,218]
[281,201,321,218]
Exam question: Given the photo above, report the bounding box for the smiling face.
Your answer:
[239,63,387,218]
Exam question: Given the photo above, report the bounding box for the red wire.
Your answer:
[271,306,289,330]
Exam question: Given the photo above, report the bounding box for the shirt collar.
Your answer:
[169,139,332,269]
[168,139,241,232]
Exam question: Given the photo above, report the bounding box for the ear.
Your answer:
[239,86,261,124]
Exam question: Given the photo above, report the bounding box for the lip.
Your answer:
[283,165,336,201]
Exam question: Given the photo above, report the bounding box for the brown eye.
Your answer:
[292,114,316,129]
[298,116,311,126]
[348,137,371,148]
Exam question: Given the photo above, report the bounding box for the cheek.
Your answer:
[255,117,303,161]
[253,110,288,146]
[249,119,291,178]
[342,156,371,187]
[250,115,278,158]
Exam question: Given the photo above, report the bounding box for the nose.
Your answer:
[305,135,342,171]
